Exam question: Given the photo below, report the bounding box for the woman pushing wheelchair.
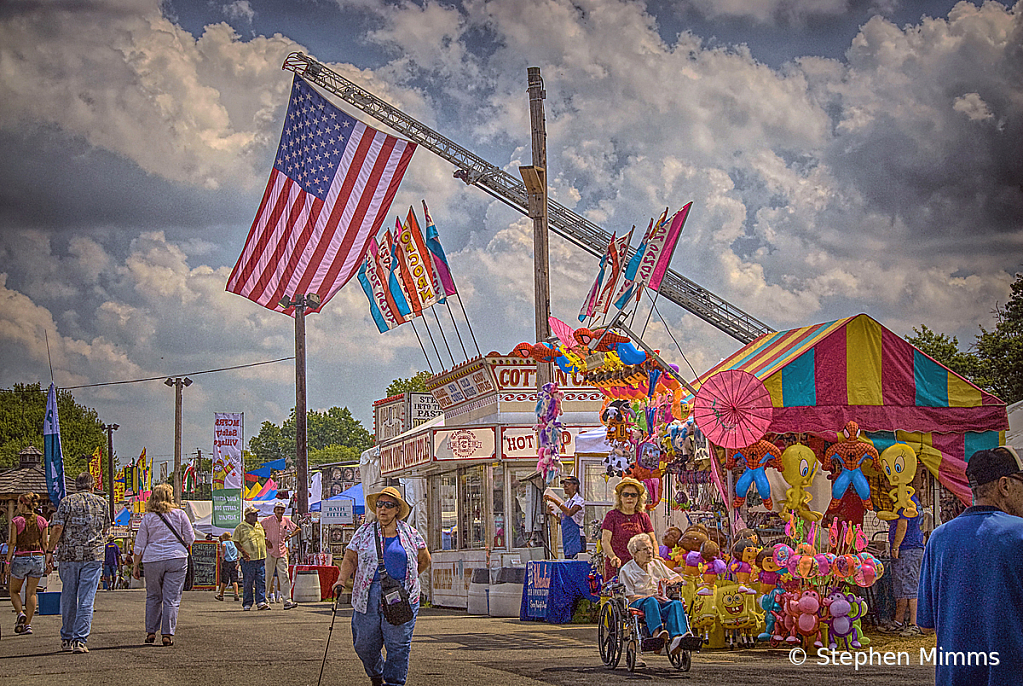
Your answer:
[619,533,695,656]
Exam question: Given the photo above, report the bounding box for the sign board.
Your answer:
[428,362,497,412]
[407,392,442,428]
[108,525,132,539]
[212,488,242,529]
[322,499,355,525]
[434,427,496,461]
[374,396,406,443]
[380,431,432,475]
[130,513,143,531]
[500,426,590,459]
[190,540,219,590]
[523,560,552,619]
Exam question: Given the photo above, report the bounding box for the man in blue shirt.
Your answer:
[882,494,925,636]
[918,446,1023,686]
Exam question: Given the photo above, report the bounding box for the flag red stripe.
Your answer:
[227,169,281,290]
[228,173,293,293]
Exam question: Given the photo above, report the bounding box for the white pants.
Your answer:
[265,554,290,598]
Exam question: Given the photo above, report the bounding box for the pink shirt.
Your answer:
[261,514,298,558]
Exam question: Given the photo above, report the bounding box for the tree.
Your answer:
[385,371,432,397]
[975,274,1023,404]
[905,326,982,382]
[247,406,373,468]
[0,383,106,476]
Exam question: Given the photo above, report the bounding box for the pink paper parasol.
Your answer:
[693,369,773,449]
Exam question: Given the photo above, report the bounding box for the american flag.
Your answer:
[227,75,417,314]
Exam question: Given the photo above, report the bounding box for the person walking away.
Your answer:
[544,475,586,559]
[131,484,195,646]
[600,477,657,580]
[880,491,925,636]
[45,472,111,653]
[102,537,121,591]
[234,505,270,610]
[5,492,49,635]
[262,503,300,608]
[332,487,431,686]
[918,447,1023,686]
[215,532,241,601]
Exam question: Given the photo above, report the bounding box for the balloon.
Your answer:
[615,341,647,365]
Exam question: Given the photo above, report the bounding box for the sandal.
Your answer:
[162,635,174,646]
[215,594,224,601]
[145,633,156,644]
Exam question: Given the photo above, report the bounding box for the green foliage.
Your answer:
[385,371,432,398]
[0,383,105,476]
[247,406,373,467]
[975,275,1023,404]
[905,325,982,382]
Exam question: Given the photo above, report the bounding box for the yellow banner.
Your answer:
[89,447,103,487]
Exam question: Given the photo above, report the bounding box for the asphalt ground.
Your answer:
[0,589,937,685]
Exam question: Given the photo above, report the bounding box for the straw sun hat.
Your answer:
[366,486,411,520]
[614,477,647,497]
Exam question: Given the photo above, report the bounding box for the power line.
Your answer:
[61,357,295,390]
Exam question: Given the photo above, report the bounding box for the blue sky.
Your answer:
[1,0,1020,471]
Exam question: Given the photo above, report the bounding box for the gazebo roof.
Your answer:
[0,466,82,500]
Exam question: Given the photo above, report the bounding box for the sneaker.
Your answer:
[879,621,904,633]
[669,635,684,655]
[242,605,252,611]
[72,641,89,653]
[61,640,74,652]
[257,602,271,610]
[283,600,297,610]
[899,624,923,637]
[15,612,27,633]
[23,625,32,635]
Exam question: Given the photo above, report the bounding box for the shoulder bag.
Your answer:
[157,511,194,591]
[374,522,414,625]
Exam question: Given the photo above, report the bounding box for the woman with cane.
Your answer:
[331,487,430,686]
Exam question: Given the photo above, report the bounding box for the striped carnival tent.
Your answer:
[689,314,1009,506]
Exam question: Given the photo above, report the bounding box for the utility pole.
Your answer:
[520,66,552,391]
[280,293,321,515]
[101,423,119,519]
[164,377,192,505]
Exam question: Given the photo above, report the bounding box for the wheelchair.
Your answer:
[597,576,701,673]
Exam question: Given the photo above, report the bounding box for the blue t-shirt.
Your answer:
[917,506,1023,686]
[372,535,408,583]
[888,495,925,550]
[104,543,121,566]
[222,541,239,562]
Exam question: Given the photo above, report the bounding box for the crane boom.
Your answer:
[282,52,774,344]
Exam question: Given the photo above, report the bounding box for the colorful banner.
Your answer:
[88,446,103,489]
[422,200,457,297]
[593,227,633,317]
[397,206,442,311]
[358,236,406,333]
[213,412,243,490]
[385,227,413,318]
[393,217,423,317]
[614,209,668,309]
[43,383,67,507]
[647,202,692,291]
[113,466,125,503]
[579,228,630,322]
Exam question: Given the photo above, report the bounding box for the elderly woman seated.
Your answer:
[620,533,693,655]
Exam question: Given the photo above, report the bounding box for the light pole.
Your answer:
[164,377,192,505]
[279,293,321,515]
[101,423,119,519]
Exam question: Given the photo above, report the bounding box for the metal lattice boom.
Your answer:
[282,52,774,344]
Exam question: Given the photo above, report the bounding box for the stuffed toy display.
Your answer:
[824,421,878,512]
[725,439,783,509]
[778,443,823,522]
[875,443,919,521]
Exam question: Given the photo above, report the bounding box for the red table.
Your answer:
[288,565,340,600]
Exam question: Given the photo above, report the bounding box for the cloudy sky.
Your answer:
[2,0,1020,472]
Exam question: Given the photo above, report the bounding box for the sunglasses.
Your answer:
[376,500,399,510]
[621,492,639,498]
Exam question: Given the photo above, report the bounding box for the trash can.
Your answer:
[467,568,490,615]
[37,591,61,615]
[293,570,321,602]
[488,567,525,617]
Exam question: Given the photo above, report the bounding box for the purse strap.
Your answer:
[373,522,403,583]
[156,512,190,554]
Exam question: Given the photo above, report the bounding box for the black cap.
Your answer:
[562,475,580,484]
[966,447,1023,489]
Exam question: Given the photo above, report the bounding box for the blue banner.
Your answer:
[43,383,67,507]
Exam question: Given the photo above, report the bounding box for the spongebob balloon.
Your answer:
[876,443,919,521]
[779,444,823,523]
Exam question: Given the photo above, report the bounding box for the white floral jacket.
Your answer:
[347,520,427,614]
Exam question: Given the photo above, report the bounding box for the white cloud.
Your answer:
[953,92,995,122]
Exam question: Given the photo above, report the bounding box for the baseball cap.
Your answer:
[966,447,1023,489]
[244,505,259,515]
[562,475,580,484]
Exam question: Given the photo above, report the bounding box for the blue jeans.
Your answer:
[102,564,118,590]
[352,580,419,686]
[240,558,266,608]
[59,560,103,643]
[629,596,690,638]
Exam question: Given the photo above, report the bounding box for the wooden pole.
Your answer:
[525,66,552,391]
[295,299,309,515]
[173,382,182,505]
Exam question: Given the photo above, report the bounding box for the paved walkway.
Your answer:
[0,589,934,685]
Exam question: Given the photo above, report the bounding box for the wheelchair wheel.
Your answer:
[626,640,638,672]
[669,648,692,672]
[598,601,623,668]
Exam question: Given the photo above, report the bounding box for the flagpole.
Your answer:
[454,294,481,357]
[641,286,662,338]
[431,307,456,368]
[443,300,469,361]
[408,319,435,373]
[420,314,445,371]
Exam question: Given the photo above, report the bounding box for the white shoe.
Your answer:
[670,635,684,655]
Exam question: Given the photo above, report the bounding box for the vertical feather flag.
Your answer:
[422,201,457,297]
[385,227,413,318]
[397,207,441,310]
[579,230,623,322]
[614,208,669,309]
[43,383,67,506]
[393,217,423,317]
[644,202,692,292]
[358,236,406,333]
[89,446,103,488]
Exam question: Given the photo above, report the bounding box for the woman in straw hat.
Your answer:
[600,477,658,580]
[333,486,431,686]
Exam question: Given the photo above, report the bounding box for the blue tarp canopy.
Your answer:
[311,482,364,514]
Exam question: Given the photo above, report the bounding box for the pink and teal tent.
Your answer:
[689,314,1008,505]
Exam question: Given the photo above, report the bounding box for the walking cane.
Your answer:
[317,589,341,686]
